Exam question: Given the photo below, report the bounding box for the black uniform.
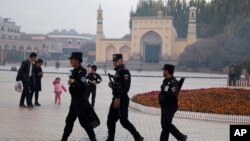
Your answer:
[86,72,102,107]
[107,64,142,141]
[158,76,185,141]
[61,65,96,141]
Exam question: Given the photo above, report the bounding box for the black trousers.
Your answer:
[19,81,31,106]
[160,108,184,141]
[62,101,96,140]
[30,90,39,103]
[228,79,236,86]
[88,86,96,107]
[107,96,140,139]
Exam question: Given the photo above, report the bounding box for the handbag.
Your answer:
[15,81,23,93]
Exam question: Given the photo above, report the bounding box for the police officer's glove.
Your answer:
[113,98,120,109]
[108,82,113,88]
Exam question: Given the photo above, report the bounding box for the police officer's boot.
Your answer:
[179,135,187,141]
[61,134,68,141]
[135,135,144,141]
[91,138,97,141]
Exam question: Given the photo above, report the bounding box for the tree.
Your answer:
[243,59,250,74]
[179,34,250,71]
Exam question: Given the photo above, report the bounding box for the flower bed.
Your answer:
[132,88,250,116]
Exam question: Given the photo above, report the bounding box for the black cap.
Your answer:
[68,52,83,62]
[162,64,175,72]
[112,54,123,61]
[91,65,97,71]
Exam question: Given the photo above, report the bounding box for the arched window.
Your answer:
[119,46,131,61]
[106,45,116,61]
[68,40,72,45]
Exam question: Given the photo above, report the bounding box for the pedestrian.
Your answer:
[44,61,47,68]
[103,64,107,75]
[16,52,37,108]
[30,59,44,106]
[86,65,102,108]
[56,61,60,69]
[61,52,97,141]
[106,54,144,141]
[228,67,236,86]
[53,77,67,105]
[158,64,187,141]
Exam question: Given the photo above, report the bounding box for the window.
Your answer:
[14,36,18,39]
[2,35,6,39]
[68,40,72,45]
[8,35,12,39]
[8,28,10,32]
[77,40,81,46]
[1,27,4,31]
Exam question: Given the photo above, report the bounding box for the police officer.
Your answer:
[106,54,144,141]
[61,52,97,141]
[159,64,187,141]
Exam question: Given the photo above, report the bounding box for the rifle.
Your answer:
[108,73,121,117]
[108,73,113,84]
[178,77,185,94]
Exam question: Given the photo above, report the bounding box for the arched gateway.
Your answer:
[141,31,162,63]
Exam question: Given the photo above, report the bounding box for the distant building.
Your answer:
[0,16,95,64]
[29,35,63,58]
[48,29,95,55]
[0,16,21,40]
[96,6,197,65]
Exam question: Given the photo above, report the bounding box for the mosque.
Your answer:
[95,6,197,65]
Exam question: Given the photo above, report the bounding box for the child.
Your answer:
[86,65,102,108]
[86,64,92,76]
[53,77,67,105]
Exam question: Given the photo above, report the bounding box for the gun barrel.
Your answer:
[108,73,113,83]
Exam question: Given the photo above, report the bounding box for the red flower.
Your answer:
[132,88,250,115]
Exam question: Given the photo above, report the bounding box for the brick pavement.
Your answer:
[0,70,232,141]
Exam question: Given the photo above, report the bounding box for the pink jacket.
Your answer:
[53,81,67,93]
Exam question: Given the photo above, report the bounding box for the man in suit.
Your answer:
[16,52,37,108]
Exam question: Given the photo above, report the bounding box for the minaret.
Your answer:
[187,7,197,44]
[97,5,104,36]
[96,5,104,63]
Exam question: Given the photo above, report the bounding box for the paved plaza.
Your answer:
[0,68,234,141]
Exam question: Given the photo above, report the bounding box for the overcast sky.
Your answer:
[0,0,140,38]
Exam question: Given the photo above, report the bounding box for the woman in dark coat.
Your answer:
[30,59,44,106]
